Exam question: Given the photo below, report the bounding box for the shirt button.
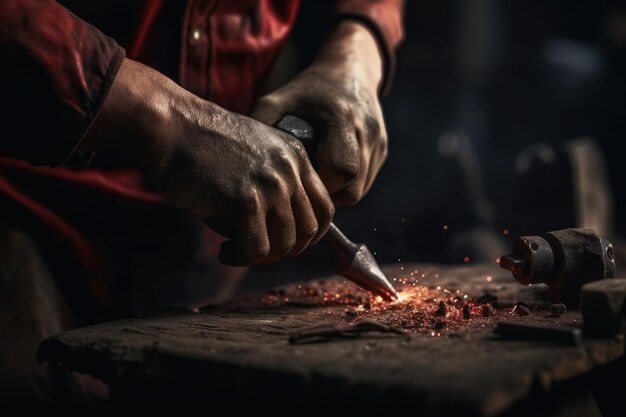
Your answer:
[190,27,203,44]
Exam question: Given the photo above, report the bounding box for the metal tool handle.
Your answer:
[274,115,315,143]
[274,115,356,253]
[274,115,397,301]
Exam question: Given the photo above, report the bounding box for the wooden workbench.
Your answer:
[38,263,624,414]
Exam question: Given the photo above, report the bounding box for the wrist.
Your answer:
[313,20,383,93]
[81,59,179,169]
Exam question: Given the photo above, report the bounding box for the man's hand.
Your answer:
[82,59,334,266]
[253,21,388,206]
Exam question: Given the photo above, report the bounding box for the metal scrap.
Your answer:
[548,303,567,318]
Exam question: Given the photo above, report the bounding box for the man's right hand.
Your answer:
[82,59,334,266]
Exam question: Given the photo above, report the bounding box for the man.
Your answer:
[0,0,404,400]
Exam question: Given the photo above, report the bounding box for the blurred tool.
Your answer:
[581,278,626,337]
[437,131,507,263]
[494,321,582,347]
[274,115,397,301]
[514,138,614,237]
[500,228,615,305]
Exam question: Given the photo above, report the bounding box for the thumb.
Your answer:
[316,124,360,194]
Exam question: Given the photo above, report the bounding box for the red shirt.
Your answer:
[0,0,404,311]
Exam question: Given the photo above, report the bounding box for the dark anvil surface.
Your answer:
[38,263,624,414]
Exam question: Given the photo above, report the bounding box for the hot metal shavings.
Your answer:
[263,272,497,335]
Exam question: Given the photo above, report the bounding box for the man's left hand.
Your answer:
[253,21,388,207]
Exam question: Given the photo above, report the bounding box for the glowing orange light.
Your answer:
[486,276,493,282]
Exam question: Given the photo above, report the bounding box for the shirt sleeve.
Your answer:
[0,0,125,167]
[335,0,405,95]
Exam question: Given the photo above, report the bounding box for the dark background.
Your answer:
[244,0,626,291]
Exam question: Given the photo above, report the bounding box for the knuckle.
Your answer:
[272,148,297,171]
[273,237,296,258]
[247,242,270,261]
[380,137,389,157]
[256,171,284,192]
[334,162,359,184]
[381,146,389,164]
[305,226,319,241]
[326,200,336,219]
[319,198,335,224]
[377,136,389,163]
[285,138,308,161]
[334,100,353,117]
[336,188,361,207]
[323,153,359,183]
[240,190,260,213]
[256,95,279,109]
[343,194,361,206]
[364,115,383,140]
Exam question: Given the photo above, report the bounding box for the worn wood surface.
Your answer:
[38,263,624,414]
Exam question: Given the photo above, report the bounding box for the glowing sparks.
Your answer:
[264,269,492,336]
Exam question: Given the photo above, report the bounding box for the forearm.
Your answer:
[80,58,222,171]
[335,0,405,95]
[80,59,174,167]
[313,21,384,93]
